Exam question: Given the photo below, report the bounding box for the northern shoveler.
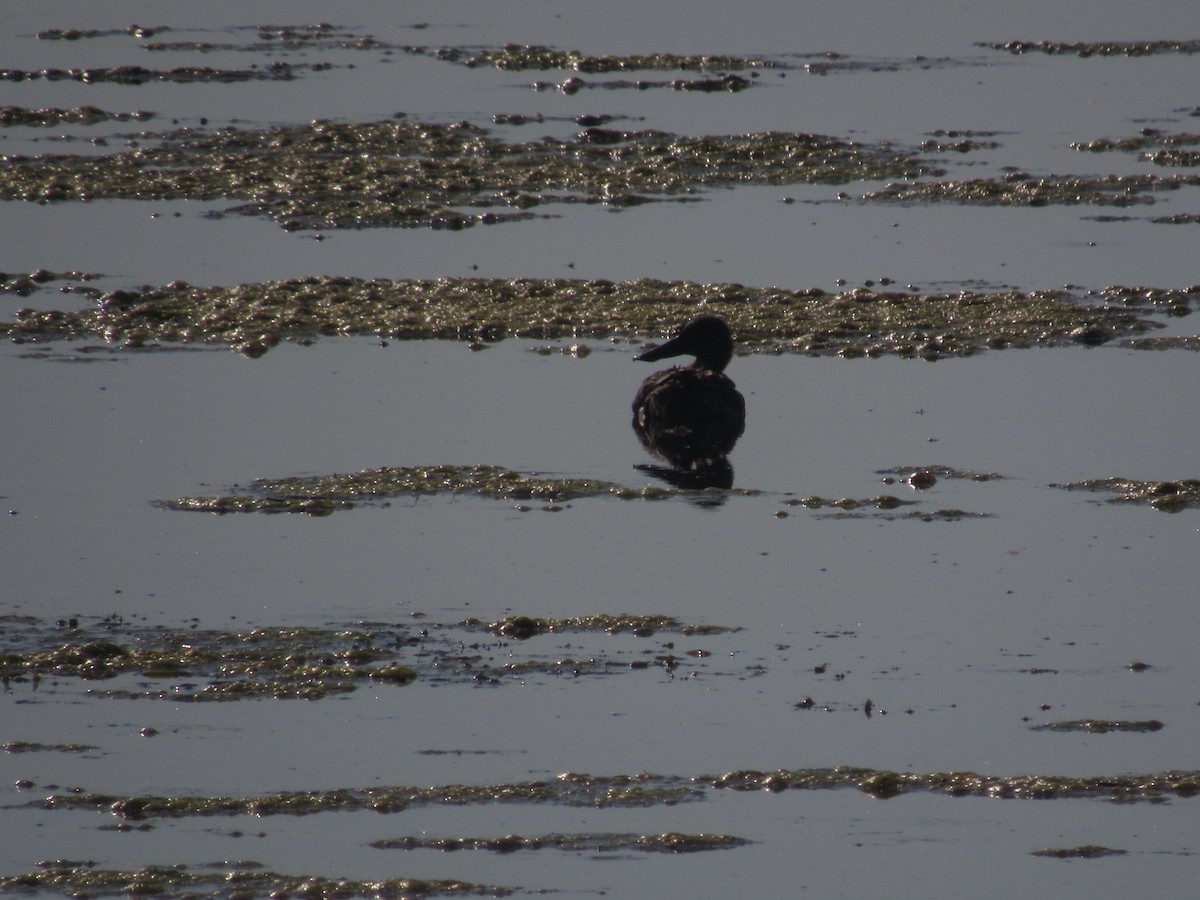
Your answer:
[632,315,746,469]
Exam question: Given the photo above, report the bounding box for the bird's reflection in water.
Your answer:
[631,316,745,496]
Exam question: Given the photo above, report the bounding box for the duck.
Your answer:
[632,315,746,469]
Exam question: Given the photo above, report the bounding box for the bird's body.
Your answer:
[632,316,745,468]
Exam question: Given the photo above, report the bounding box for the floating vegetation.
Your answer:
[1073,132,1200,168]
[0,863,508,899]
[166,466,987,522]
[37,25,171,41]
[780,495,909,510]
[162,495,352,516]
[981,39,1200,57]
[919,135,1002,154]
[1126,335,1200,350]
[1087,284,1200,313]
[37,774,708,819]
[1031,720,1164,734]
[531,73,755,94]
[1051,477,1200,512]
[422,45,777,73]
[796,506,992,522]
[862,172,1200,207]
[2,269,103,296]
[710,767,1200,801]
[0,62,330,85]
[161,465,697,514]
[877,464,1008,486]
[901,508,990,521]
[0,614,741,700]
[34,27,967,80]
[1151,213,1200,224]
[2,276,1154,358]
[0,118,933,230]
[370,831,749,854]
[144,23,393,55]
[3,741,98,754]
[0,105,153,127]
[1074,131,1200,155]
[27,767,1200,822]
[1031,845,1128,859]
[483,615,738,639]
[776,482,992,520]
[417,44,985,78]
[2,109,1194,228]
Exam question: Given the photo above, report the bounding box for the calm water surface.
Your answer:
[2,2,1199,898]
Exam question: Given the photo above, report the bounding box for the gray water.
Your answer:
[3,2,1199,898]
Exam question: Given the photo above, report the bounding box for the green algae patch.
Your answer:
[530,73,756,95]
[0,105,153,127]
[0,625,410,699]
[1087,284,1200,313]
[0,117,933,230]
[782,495,911,510]
[161,465,692,514]
[1126,335,1200,350]
[39,773,706,819]
[1074,131,1200,168]
[3,275,1156,358]
[862,171,1200,207]
[776,494,991,521]
[0,863,510,899]
[709,767,1200,801]
[163,464,980,520]
[1051,477,1200,512]
[0,614,743,699]
[1031,719,1165,734]
[163,495,351,515]
[981,39,1200,57]
[3,741,98,754]
[2,268,104,297]
[483,614,739,639]
[900,508,992,522]
[36,25,171,41]
[417,44,986,79]
[32,769,1200,823]
[877,464,1007,485]
[371,831,749,854]
[0,62,328,85]
[253,465,675,503]
[423,44,778,73]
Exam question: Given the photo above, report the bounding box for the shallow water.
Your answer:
[3,2,1200,898]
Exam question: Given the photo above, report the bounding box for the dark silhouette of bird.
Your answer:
[632,316,745,473]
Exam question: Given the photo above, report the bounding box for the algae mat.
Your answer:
[5,275,1181,358]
